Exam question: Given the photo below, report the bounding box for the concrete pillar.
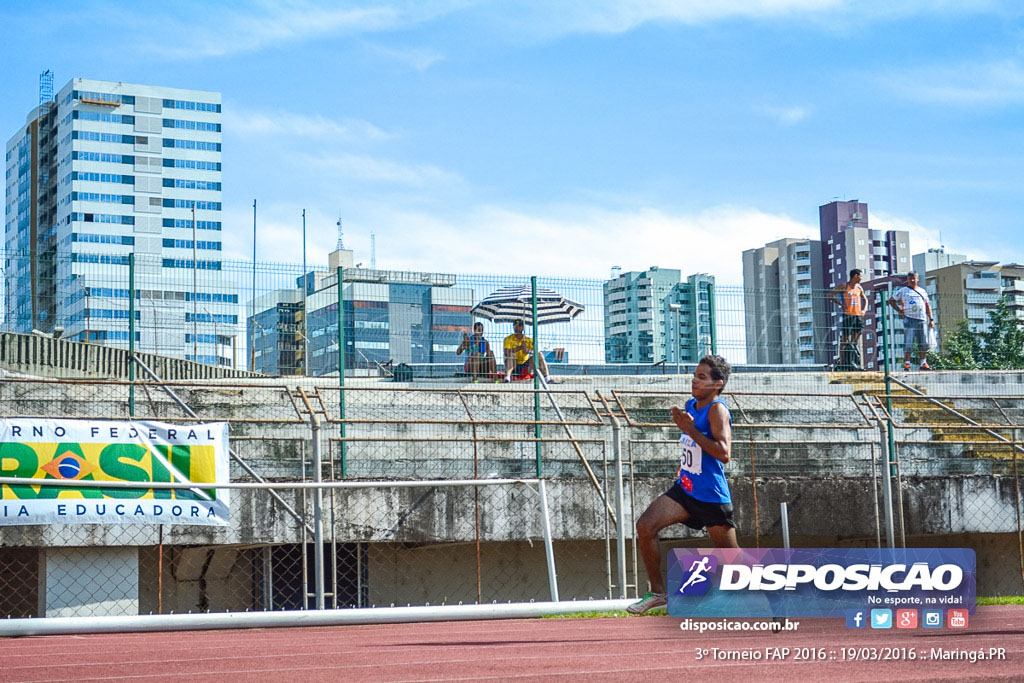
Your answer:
[40,547,139,617]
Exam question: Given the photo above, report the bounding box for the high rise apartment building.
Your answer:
[5,78,237,365]
[819,200,911,289]
[662,273,716,366]
[603,267,715,364]
[742,238,827,365]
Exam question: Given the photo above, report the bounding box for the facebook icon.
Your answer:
[845,609,867,629]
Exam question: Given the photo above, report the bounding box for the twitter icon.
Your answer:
[870,609,892,629]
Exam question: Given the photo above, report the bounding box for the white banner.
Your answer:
[0,418,230,526]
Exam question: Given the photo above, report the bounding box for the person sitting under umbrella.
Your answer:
[503,319,551,382]
[456,321,498,381]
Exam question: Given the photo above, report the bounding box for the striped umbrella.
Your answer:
[470,284,585,324]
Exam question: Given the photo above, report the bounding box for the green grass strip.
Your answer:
[544,598,1024,618]
[977,596,1024,605]
[543,608,667,619]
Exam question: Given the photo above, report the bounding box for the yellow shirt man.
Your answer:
[502,319,550,381]
[504,332,533,366]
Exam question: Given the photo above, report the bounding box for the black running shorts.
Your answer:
[664,481,736,530]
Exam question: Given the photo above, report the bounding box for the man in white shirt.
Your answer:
[887,271,934,371]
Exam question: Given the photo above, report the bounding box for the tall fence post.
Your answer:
[878,290,898,548]
[707,282,716,356]
[610,415,627,599]
[538,479,559,602]
[337,266,346,477]
[1014,426,1023,586]
[780,502,790,548]
[532,276,542,478]
[309,413,325,610]
[128,252,135,416]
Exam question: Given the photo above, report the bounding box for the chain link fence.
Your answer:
[4,247,1024,387]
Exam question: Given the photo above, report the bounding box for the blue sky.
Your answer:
[3,0,1023,286]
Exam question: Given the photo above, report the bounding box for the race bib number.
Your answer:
[679,435,702,476]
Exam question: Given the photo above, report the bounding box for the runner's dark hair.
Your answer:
[699,355,731,393]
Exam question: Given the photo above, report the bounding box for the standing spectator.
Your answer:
[888,271,934,371]
[829,268,869,370]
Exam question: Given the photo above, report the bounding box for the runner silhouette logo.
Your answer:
[677,555,718,596]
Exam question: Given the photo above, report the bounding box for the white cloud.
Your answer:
[539,0,843,34]
[369,45,445,71]
[222,201,816,285]
[498,0,1007,36]
[109,0,1011,60]
[109,0,465,60]
[324,203,816,285]
[881,59,1024,106]
[302,153,463,186]
[755,104,811,126]
[873,211,1024,266]
[223,109,391,142]
[151,3,400,59]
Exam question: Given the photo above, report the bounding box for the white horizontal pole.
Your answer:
[0,477,537,491]
[0,600,635,637]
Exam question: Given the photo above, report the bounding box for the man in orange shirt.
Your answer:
[829,268,868,371]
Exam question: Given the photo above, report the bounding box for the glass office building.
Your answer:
[4,78,237,366]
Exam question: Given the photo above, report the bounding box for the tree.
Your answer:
[927,319,982,369]
[980,297,1024,369]
[928,297,1024,370]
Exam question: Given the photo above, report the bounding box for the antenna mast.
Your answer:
[371,233,376,269]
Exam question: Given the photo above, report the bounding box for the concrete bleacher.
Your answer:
[3,370,1022,484]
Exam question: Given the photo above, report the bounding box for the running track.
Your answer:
[2,606,1022,682]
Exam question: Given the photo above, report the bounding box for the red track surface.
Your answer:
[2,606,1022,682]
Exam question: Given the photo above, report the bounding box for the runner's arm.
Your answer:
[674,404,731,463]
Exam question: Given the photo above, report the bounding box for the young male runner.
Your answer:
[627,354,737,615]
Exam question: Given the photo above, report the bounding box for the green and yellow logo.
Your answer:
[1,441,217,500]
